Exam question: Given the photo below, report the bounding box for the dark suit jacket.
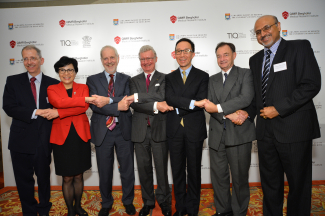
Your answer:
[130,71,166,143]
[247,39,321,143]
[208,66,256,150]
[3,72,59,156]
[47,82,91,145]
[165,66,209,142]
[86,71,132,146]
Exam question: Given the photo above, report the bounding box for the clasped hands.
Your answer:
[195,99,248,125]
[36,108,59,120]
[124,95,174,113]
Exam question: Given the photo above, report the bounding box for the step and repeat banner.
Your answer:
[0,0,324,186]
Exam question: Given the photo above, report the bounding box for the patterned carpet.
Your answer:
[0,185,325,215]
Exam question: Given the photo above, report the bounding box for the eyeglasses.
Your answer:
[255,23,277,36]
[139,57,155,62]
[175,49,193,55]
[102,56,116,61]
[23,57,39,62]
[59,68,75,74]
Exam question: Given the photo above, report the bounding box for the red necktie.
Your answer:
[106,74,116,130]
[30,77,37,105]
[146,74,151,126]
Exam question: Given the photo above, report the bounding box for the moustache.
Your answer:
[261,33,272,41]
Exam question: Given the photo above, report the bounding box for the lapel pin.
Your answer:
[74,92,76,95]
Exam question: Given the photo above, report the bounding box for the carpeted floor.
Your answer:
[0,185,325,215]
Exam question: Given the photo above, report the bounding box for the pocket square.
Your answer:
[155,83,160,86]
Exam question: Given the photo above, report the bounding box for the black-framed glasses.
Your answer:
[59,68,75,74]
[175,49,193,55]
[255,23,277,36]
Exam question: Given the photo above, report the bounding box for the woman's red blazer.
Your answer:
[47,82,91,145]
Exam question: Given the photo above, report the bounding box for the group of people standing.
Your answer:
[3,15,321,216]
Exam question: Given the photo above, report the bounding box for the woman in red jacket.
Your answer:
[47,56,94,216]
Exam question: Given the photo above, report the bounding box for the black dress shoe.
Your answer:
[213,211,234,216]
[173,211,187,216]
[124,204,136,215]
[98,207,112,216]
[139,204,155,216]
[75,205,89,215]
[159,201,171,216]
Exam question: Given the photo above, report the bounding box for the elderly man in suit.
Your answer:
[86,45,135,216]
[165,38,209,216]
[246,15,321,216]
[3,45,59,216]
[126,45,173,216]
[200,42,255,216]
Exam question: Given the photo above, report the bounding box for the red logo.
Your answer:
[59,19,66,27]
[114,36,121,44]
[10,40,16,48]
[282,11,289,19]
[170,15,177,24]
[171,51,175,59]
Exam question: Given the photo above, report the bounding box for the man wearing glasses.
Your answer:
[165,38,209,216]
[86,45,135,216]
[126,45,173,216]
[246,15,321,215]
[3,45,59,216]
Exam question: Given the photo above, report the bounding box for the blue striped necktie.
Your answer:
[262,49,272,106]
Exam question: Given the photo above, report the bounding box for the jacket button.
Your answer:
[211,128,212,131]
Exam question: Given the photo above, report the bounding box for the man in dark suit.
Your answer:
[247,15,321,216]
[126,45,173,216]
[3,45,59,216]
[165,38,209,216]
[202,42,255,216]
[86,45,135,216]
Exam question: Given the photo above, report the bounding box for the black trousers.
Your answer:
[258,120,312,216]
[11,146,52,216]
[168,126,203,215]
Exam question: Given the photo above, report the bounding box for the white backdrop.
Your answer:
[0,0,324,187]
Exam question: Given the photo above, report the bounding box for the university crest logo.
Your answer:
[225,13,230,20]
[113,19,119,25]
[282,30,288,36]
[10,59,15,65]
[8,23,13,30]
[169,34,175,41]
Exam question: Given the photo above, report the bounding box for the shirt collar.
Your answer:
[144,70,155,79]
[28,72,42,82]
[179,65,193,76]
[104,71,116,80]
[221,66,233,75]
[264,37,282,55]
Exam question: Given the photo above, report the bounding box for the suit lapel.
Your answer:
[221,66,239,102]
[149,71,161,91]
[20,72,37,108]
[72,82,80,98]
[39,74,49,109]
[267,39,287,92]
[114,72,122,96]
[99,71,109,96]
[255,51,264,99]
[174,68,184,90]
[212,72,223,102]
[180,66,198,95]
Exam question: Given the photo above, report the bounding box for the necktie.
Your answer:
[106,74,116,130]
[180,71,187,127]
[262,49,272,106]
[30,77,37,105]
[146,74,151,126]
[223,73,228,129]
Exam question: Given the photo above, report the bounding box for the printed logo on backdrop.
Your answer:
[227,32,246,39]
[72,57,95,63]
[171,51,176,59]
[313,140,323,147]
[282,11,319,19]
[250,29,257,41]
[10,40,44,48]
[282,30,288,37]
[250,163,259,168]
[201,165,210,170]
[225,13,230,20]
[60,40,79,46]
[170,34,207,40]
[252,140,258,152]
[315,102,322,110]
[312,160,322,167]
[85,167,98,174]
[8,22,44,30]
[10,59,15,65]
[236,49,260,55]
[114,36,149,44]
[59,19,94,27]
[286,30,320,36]
[82,36,92,48]
[120,55,138,60]
[194,51,208,58]
[170,15,206,23]
[113,18,150,25]
[228,13,262,20]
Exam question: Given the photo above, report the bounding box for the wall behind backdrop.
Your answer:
[0,0,324,187]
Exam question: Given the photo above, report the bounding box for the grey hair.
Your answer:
[138,45,157,58]
[21,45,42,58]
[100,45,119,58]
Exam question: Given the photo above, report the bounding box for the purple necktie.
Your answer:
[106,74,116,130]
[30,77,37,105]
[146,74,151,126]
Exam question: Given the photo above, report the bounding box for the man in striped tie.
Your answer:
[86,45,135,216]
[246,15,321,216]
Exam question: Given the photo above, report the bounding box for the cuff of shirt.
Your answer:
[176,108,179,115]
[217,104,226,119]
[109,98,113,104]
[32,109,37,119]
[153,102,158,114]
[189,100,195,109]
[134,93,139,103]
